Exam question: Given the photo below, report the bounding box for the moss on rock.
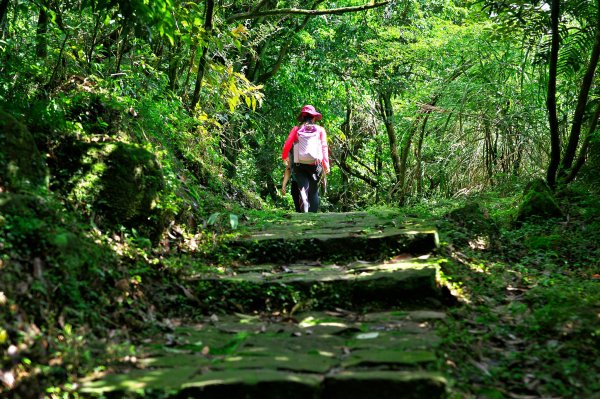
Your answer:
[444,201,499,248]
[94,143,167,241]
[517,178,563,223]
[0,110,48,192]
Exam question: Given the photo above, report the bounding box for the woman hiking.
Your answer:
[281,105,330,212]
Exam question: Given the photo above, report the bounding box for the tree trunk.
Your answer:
[0,0,10,34]
[377,91,402,186]
[182,44,198,100]
[546,0,561,189]
[167,40,182,92]
[36,2,49,58]
[86,10,102,72]
[374,136,383,203]
[565,100,600,183]
[484,116,495,182]
[415,113,430,197]
[397,121,416,204]
[340,86,352,209]
[114,26,129,74]
[189,0,215,110]
[558,0,600,180]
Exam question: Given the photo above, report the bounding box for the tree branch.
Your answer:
[255,13,312,83]
[334,158,379,188]
[226,1,389,23]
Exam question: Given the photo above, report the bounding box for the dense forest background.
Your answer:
[3,0,599,211]
[1,0,600,397]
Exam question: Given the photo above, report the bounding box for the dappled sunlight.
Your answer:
[2,0,599,396]
[468,236,489,250]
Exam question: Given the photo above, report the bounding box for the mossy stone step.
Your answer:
[81,311,447,398]
[190,258,443,312]
[231,211,438,262]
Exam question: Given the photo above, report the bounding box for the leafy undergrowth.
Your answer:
[2,184,599,398]
[0,192,250,398]
[434,185,600,398]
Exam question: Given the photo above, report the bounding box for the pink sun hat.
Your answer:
[297,105,322,122]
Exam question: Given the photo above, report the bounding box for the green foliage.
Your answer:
[2,0,600,397]
[438,186,600,398]
[517,178,564,223]
[0,110,48,192]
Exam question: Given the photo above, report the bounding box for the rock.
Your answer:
[446,201,498,236]
[445,201,499,248]
[517,178,563,223]
[48,138,169,243]
[0,110,48,192]
[94,143,167,242]
[232,211,439,263]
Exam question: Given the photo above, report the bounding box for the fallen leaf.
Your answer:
[356,332,379,339]
[469,359,492,376]
[0,370,15,389]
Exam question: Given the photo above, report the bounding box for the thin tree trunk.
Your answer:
[114,27,128,74]
[415,113,430,197]
[378,91,402,185]
[86,10,102,72]
[36,2,49,58]
[340,84,352,209]
[47,33,68,88]
[397,122,416,203]
[546,0,561,189]
[558,0,600,178]
[484,117,494,182]
[375,136,382,203]
[0,0,10,34]
[190,0,215,110]
[167,40,182,92]
[182,45,197,100]
[565,100,600,183]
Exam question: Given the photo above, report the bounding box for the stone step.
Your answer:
[189,257,443,312]
[230,211,439,263]
[81,311,448,398]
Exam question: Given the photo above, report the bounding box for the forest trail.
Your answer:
[82,212,451,398]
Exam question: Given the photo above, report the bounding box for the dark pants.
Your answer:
[293,163,321,213]
[291,181,302,212]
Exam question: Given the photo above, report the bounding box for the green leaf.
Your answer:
[207,212,220,225]
[229,214,238,229]
[166,33,175,46]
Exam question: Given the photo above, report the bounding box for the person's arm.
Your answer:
[281,126,299,160]
[281,159,291,196]
[320,127,330,173]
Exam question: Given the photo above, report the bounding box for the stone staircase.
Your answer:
[82,211,450,398]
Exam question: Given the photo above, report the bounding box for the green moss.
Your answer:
[0,110,48,191]
[90,143,167,241]
[517,178,563,222]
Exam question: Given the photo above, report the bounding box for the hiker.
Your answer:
[281,105,330,212]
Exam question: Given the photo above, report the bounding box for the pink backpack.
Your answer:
[293,124,323,164]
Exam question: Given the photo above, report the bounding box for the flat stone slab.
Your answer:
[189,258,443,312]
[81,311,447,398]
[231,211,439,262]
